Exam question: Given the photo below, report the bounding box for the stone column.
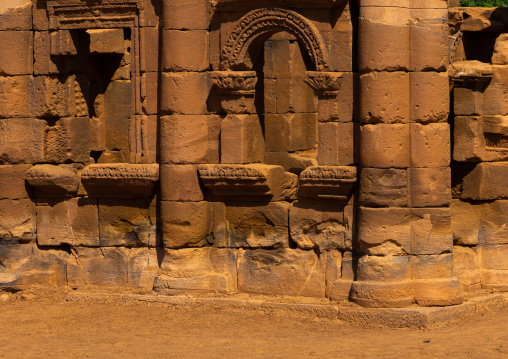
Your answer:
[352,0,463,308]
[352,0,414,308]
[159,0,213,249]
[408,0,463,307]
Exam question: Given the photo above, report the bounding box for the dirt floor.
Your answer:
[0,288,507,359]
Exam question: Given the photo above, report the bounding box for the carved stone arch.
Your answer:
[220,8,329,71]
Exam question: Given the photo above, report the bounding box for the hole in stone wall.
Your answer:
[462,32,500,63]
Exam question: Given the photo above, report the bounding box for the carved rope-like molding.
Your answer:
[81,164,159,181]
[212,71,258,95]
[299,166,357,182]
[198,165,266,181]
[305,71,343,96]
[221,8,329,71]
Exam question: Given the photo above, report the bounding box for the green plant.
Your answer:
[461,0,508,6]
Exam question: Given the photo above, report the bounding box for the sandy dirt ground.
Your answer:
[0,288,507,359]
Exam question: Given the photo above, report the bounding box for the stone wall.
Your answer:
[449,6,508,293]
[0,0,506,310]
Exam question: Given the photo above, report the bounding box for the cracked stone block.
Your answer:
[67,247,158,288]
[98,199,157,247]
[0,243,68,290]
[289,202,350,251]
[154,247,237,295]
[213,202,290,249]
[237,248,326,297]
[36,198,99,247]
[0,198,35,243]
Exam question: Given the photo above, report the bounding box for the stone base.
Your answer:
[65,290,508,329]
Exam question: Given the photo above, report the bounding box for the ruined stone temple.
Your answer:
[0,0,507,310]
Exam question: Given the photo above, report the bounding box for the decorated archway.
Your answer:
[220,8,330,71]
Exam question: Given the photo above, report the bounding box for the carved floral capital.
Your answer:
[304,71,343,96]
[212,71,258,95]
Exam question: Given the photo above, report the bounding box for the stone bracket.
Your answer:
[298,166,357,202]
[197,164,297,201]
[81,164,159,198]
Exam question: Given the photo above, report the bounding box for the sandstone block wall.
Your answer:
[0,0,506,310]
[449,6,508,293]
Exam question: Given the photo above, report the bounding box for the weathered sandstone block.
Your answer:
[351,280,414,308]
[318,122,354,166]
[221,114,265,164]
[160,72,210,115]
[482,66,508,116]
[264,151,317,173]
[154,248,237,295]
[264,77,316,114]
[213,202,290,248]
[81,164,159,198]
[160,164,204,202]
[67,247,158,288]
[33,75,76,118]
[0,199,35,243]
[238,249,326,297]
[360,124,410,168]
[451,199,480,246]
[0,76,33,118]
[141,72,158,115]
[289,202,350,251]
[462,163,508,200]
[0,30,33,75]
[480,269,508,291]
[0,243,68,290]
[492,34,508,65]
[359,72,410,124]
[326,251,355,301]
[87,29,125,54]
[357,255,411,283]
[413,278,463,307]
[160,114,212,164]
[44,117,90,163]
[478,201,508,245]
[453,246,481,291]
[0,165,31,200]
[37,198,99,247]
[161,201,212,248]
[360,168,408,207]
[411,208,453,255]
[478,244,508,271]
[26,164,79,197]
[410,22,448,72]
[410,123,450,168]
[359,7,410,72]
[410,167,451,207]
[358,207,411,256]
[162,30,209,72]
[0,0,32,30]
[265,113,317,153]
[411,254,454,280]
[410,72,449,123]
[102,80,132,151]
[0,119,45,164]
[99,199,156,247]
[162,0,209,30]
[198,164,297,202]
[453,116,508,163]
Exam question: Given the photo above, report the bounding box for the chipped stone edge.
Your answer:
[65,292,508,329]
